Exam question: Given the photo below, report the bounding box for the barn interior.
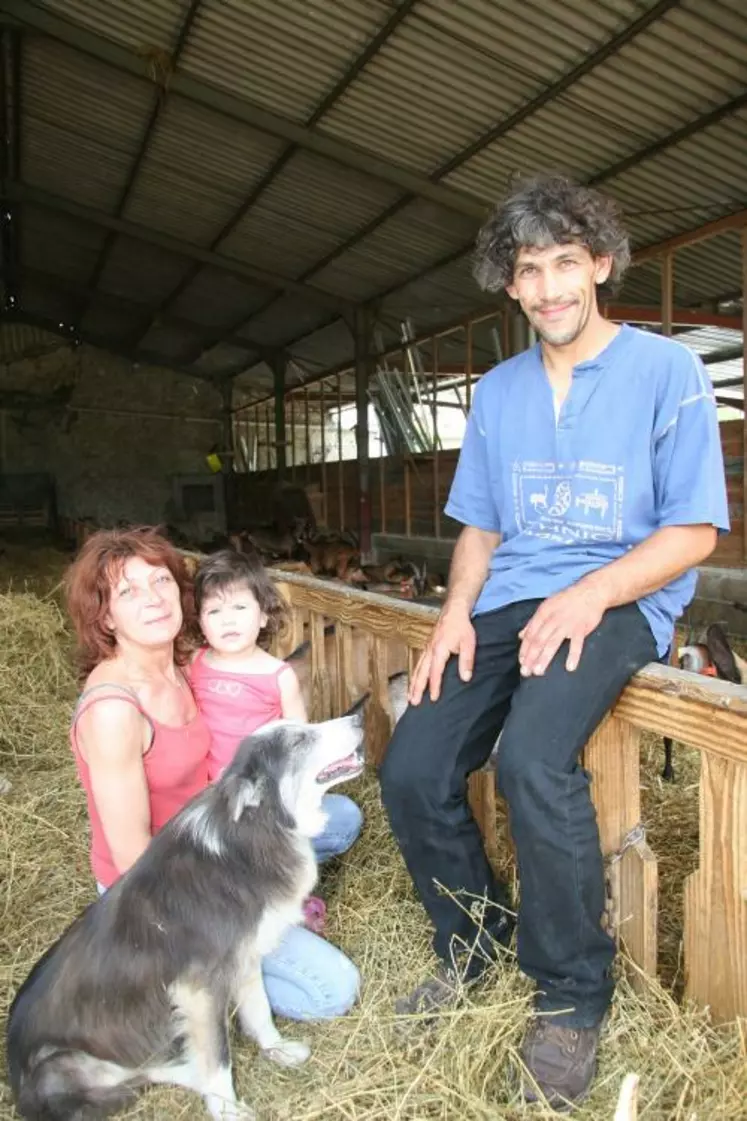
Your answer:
[1,3,747,1120]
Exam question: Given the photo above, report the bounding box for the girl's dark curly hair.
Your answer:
[193,548,287,648]
[472,173,630,299]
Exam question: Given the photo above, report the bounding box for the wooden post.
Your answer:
[468,773,500,872]
[735,225,740,560]
[334,623,354,716]
[683,753,747,1024]
[272,352,286,477]
[309,611,331,722]
[265,404,271,471]
[404,458,411,537]
[320,380,328,525]
[271,582,305,658]
[337,375,344,531]
[379,441,387,533]
[661,253,674,337]
[304,387,310,484]
[432,336,440,538]
[742,227,747,563]
[289,394,296,481]
[583,715,658,984]
[366,633,394,766]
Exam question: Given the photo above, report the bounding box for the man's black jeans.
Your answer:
[379,599,657,1027]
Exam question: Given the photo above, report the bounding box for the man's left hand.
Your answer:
[518,582,609,676]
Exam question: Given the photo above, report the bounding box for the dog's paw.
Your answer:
[262,1039,311,1067]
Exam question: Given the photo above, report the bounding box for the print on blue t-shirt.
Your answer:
[444,324,730,657]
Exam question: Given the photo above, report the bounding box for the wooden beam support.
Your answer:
[632,208,747,265]
[354,307,373,556]
[743,227,747,563]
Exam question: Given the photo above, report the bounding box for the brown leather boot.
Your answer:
[520,1016,604,1111]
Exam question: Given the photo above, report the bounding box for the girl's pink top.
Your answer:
[70,682,211,888]
[188,647,287,780]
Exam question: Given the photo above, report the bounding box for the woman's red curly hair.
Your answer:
[64,526,197,681]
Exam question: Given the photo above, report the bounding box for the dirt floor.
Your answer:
[0,535,745,1120]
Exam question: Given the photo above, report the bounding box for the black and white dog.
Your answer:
[6,704,366,1120]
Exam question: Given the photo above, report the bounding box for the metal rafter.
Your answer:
[6,180,355,314]
[140,0,419,358]
[0,0,484,218]
[4,309,221,383]
[2,262,268,360]
[233,0,682,337]
[75,0,204,325]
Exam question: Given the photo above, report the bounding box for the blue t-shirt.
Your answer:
[444,324,730,657]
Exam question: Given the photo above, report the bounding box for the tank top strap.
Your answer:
[71,682,154,749]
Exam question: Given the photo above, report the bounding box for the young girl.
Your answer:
[189,548,363,928]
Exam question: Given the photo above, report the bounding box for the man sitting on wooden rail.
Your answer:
[379,173,730,1110]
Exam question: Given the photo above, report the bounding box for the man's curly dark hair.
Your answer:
[472,173,631,299]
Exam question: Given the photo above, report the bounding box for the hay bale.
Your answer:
[0,548,746,1119]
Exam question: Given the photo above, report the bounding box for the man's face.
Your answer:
[506,243,612,347]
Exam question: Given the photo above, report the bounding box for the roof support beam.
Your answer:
[77,0,204,323]
[0,0,485,220]
[141,0,419,354]
[4,263,267,360]
[6,180,354,314]
[235,0,681,336]
[3,309,219,382]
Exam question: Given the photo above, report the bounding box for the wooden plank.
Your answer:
[468,771,500,873]
[367,633,393,766]
[309,611,331,722]
[272,582,305,658]
[742,226,747,563]
[613,665,747,765]
[618,840,658,983]
[584,713,657,981]
[684,753,747,1023]
[334,622,354,716]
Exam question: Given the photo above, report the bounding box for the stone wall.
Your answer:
[0,339,222,527]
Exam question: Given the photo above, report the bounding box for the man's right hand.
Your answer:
[408,603,476,706]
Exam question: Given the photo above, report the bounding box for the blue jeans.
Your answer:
[97,792,363,1021]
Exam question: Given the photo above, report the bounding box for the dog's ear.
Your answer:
[225,775,264,822]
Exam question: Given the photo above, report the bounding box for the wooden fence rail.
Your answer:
[270,569,747,1026]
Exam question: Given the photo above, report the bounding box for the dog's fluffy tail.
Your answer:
[13,1048,138,1121]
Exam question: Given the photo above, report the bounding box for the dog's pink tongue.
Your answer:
[302,895,327,934]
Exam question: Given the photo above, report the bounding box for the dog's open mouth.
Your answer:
[316,750,364,783]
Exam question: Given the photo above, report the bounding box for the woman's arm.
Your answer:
[77,699,152,874]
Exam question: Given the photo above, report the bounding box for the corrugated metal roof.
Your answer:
[97,237,191,307]
[21,205,107,285]
[40,0,192,53]
[123,97,288,246]
[7,0,747,388]
[81,303,143,345]
[0,321,63,362]
[180,0,392,123]
[220,150,403,279]
[169,269,271,329]
[23,38,152,212]
[320,0,649,174]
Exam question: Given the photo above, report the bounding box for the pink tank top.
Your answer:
[70,682,211,888]
[188,647,287,781]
